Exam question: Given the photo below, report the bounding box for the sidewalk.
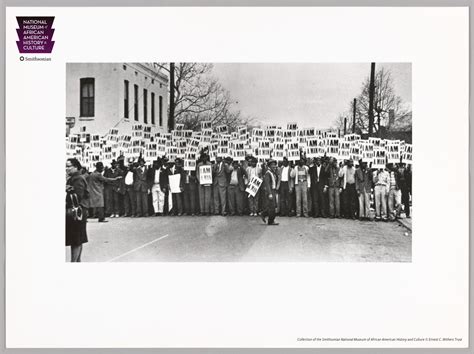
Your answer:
[397,216,412,231]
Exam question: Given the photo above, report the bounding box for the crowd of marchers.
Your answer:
[65,152,411,261]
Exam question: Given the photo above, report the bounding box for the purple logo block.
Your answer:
[16,16,55,54]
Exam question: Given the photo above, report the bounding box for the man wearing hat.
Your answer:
[168,158,185,216]
[245,157,262,216]
[276,157,293,217]
[212,156,231,216]
[104,160,122,218]
[261,159,279,225]
[309,157,328,218]
[87,161,122,222]
[228,160,248,216]
[341,159,357,219]
[292,158,311,217]
[147,158,168,216]
[196,152,213,215]
[133,158,149,217]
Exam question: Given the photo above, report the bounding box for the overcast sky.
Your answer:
[211,63,411,129]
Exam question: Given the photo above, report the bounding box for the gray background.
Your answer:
[0,0,471,353]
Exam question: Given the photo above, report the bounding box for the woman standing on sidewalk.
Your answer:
[66,158,89,262]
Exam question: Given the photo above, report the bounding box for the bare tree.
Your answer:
[333,67,411,134]
[155,63,253,130]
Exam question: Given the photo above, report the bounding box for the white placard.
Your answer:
[199,165,212,185]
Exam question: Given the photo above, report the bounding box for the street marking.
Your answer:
[107,234,169,262]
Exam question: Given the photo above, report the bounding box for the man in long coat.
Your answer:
[87,161,121,222]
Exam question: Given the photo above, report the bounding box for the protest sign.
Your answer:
[232,149,246,161]
[349,143,361,162]
[361,143,374,163]
[258,148,271,159]
[402,144,413,164]
[386,140,401,163]
[272,149,285,161]
[169,174,181,193]
[184,159,196,171]
[245,176,263,197]
[372,148,386,169]
[216,125,228,134]
[288,150,300,161]
[201,121,212,130]
[368,137,381,148]
[199,165,212,185]
[217,147,229,158]
[344,133,360,142]
[287,122,298,131]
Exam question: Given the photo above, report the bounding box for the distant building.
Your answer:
[66,63,168,136]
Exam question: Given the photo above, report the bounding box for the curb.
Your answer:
[397,218,412,231]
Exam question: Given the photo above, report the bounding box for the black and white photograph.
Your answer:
[5,5,469,349]
[65,62,413,262]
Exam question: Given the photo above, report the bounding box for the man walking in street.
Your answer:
[261,159,279,225]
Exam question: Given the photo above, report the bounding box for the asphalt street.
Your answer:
[67,215,412,262]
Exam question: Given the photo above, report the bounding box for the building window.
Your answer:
[134,84,139,121]
[80,78,94,117]
[124,80,129,118]
[151,92,155,125]
[159,95,163,126]
[143,89,148,124]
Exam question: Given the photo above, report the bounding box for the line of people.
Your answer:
[80,153,412,223]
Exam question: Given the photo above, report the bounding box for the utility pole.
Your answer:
[368,62,376,136]
[344,117,347,135]
[352,98,356,133]
[168,62,175,131]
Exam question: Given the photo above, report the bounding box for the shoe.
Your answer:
[261,213,267,223]
[268,222,279,226]
[222,213,228,216]
[98,219,108,223]
[296,215,301,218]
